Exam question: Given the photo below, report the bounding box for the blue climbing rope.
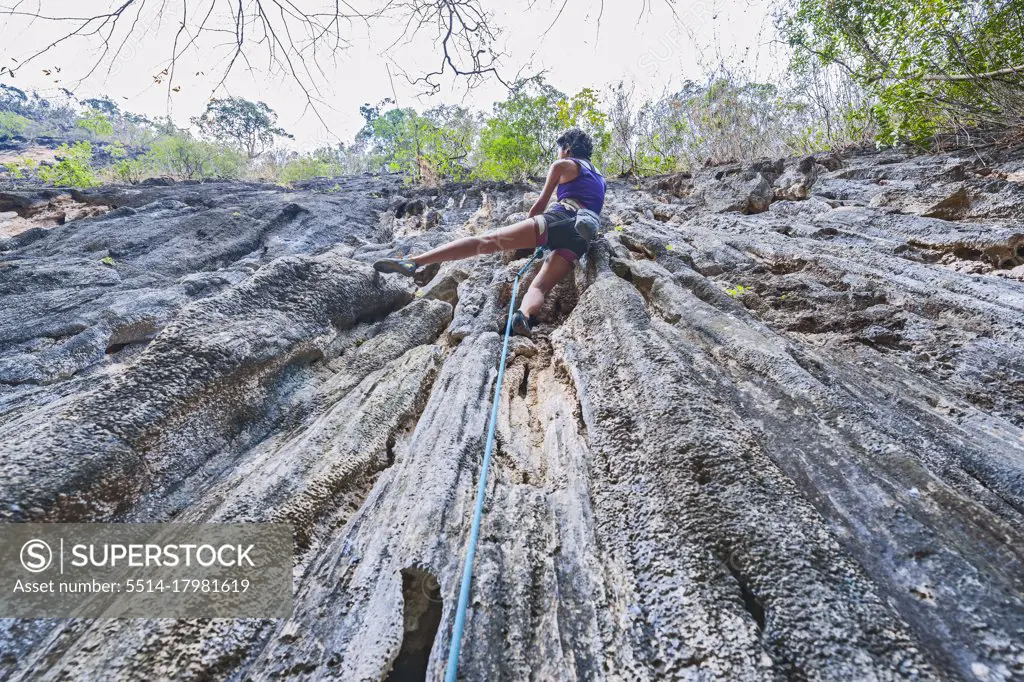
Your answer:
[445,247,545,682]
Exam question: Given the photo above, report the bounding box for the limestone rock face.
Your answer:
[1,148,1023,681]
[774,155,822,201]
[695,167,775,214]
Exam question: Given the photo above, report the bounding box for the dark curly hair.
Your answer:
[556,127,593,160]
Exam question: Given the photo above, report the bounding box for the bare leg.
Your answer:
[520,251,574,318]
[413,218,538,266]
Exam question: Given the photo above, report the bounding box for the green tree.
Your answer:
[357,102,479,182]
[475,77,565,181]
[357,104,425,176]
[420,104,480,181]
[555,87,612,167]
[193,97,292,159]
[781,0,1024,143]
[634,99,684,175]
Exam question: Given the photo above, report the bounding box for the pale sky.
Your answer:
[0,0,783,149]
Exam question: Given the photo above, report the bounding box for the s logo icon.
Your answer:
[20,539,52,573]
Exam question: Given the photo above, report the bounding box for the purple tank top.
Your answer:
[557,158,606,213]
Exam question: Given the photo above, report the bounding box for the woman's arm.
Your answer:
[528,160,577,217]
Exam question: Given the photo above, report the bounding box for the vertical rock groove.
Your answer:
[383,567,444,682]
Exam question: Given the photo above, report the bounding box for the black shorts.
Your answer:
[533,204,590,263]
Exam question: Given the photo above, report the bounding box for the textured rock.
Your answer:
[696,168,775,214]
[1,146,1023,681]
[0,190,111,236]
[774,155,821,201]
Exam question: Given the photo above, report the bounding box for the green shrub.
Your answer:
[206,145,248,179]
[76,109,114,138]
[2,157,37,180]
[38,141,99,187]
[113,157,152,184]
[0,111,30,140]
[278,156,342,184]
[145,135,247,180]
[725,284,750,298]
[608,75,838,170]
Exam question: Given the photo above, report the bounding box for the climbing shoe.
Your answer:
[373,257,419,277]
[510,310,534,338]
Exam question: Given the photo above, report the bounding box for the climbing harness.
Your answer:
[445,247,545,682]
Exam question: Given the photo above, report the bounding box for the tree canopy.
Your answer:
[781,0,1024,142]
[193,97,292,159]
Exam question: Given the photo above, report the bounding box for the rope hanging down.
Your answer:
[445,247,545,682]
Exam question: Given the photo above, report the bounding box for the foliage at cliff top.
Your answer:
[781,0,1024,143]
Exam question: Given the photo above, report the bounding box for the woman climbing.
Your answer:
[373,127,607,337]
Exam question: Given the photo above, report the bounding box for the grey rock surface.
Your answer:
[695,168,776,214]
[1,148,1022,681]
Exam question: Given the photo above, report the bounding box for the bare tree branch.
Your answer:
[0,0,514,114]
[922,63,1024,82]
[384,0,511,95]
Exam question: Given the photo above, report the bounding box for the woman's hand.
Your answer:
[528,159,578,217]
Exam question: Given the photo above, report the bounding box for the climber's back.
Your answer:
[556,155,606,214]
